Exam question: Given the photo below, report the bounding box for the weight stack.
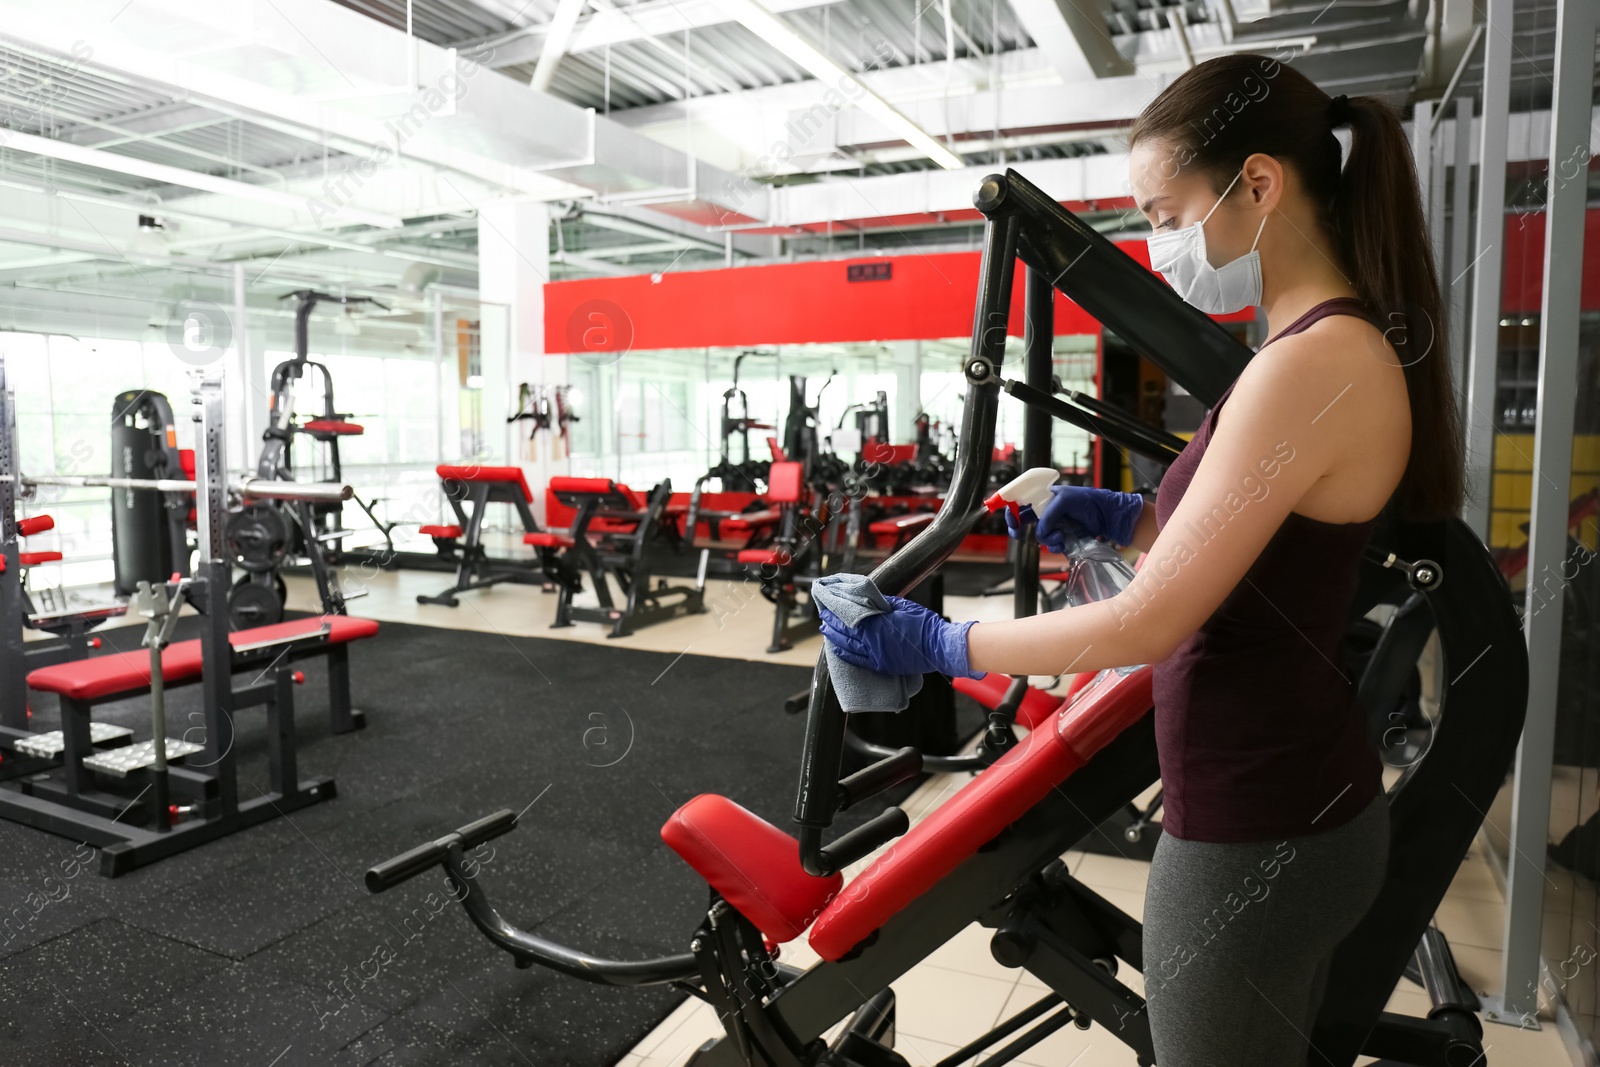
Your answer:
[110,390,174,596]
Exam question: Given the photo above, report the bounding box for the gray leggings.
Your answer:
[1141,795,1390,1067]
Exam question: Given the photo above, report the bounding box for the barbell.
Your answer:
[0,474,352,504]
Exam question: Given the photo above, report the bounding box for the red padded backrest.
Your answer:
[807,667,1154,962]
[436,465,533,501]
[662,794,842,944]
[548,477,616,494]
[767,462,805,504]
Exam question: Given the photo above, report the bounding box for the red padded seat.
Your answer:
[952,674,1065,731]
[27,616,380,702]
[720,510,780,533]
[662,794,842,944]
[18,551,63,566]
[807,667,1153,962]
[738,548,791,566]
[17,515,53,536]
[549,477,644,511]
[524,532,574,548]
[304,419,364,436]
[419,524,463,539]
[436,464,534,502]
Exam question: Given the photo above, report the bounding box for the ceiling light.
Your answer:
[714,0,964,171]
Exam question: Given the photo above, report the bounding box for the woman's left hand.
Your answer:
[818,595,984,679]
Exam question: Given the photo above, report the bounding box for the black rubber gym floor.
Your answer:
[0,618,904,1066]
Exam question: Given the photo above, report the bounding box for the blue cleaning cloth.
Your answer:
[811,573,923,713]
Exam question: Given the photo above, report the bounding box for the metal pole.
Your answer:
[193,373,239,816]
[1463,0,1513,540]
[0,351,23,729]
[1449,96,1474,422]
[1015,265,1053,621]
[1413,100,1434,233]
[1496,0,1597,1024]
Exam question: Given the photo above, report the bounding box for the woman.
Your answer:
[818,54,1464,1066]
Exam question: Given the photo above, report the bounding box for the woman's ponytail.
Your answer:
[1334,95,1463,520]
[1131,58,1466,522]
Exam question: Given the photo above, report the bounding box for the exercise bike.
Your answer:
[365,171,1527,1067]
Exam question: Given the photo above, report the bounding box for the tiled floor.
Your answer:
[250,555,1576,1065]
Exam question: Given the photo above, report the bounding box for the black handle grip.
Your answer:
[820,807,910,873]
[365,809,518,893]
[836,747,922,811]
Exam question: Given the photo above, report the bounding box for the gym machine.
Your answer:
[110,388,193,595]
[0,363,375,876]
[413,465,553,607]
[541,477,707,637]
[236,289,373,627]
[365,170,1527,1066]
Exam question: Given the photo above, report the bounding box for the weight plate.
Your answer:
[227,503,291,573]
[229,576,285,628]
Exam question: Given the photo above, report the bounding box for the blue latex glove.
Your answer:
[819,595,983,679]
[1004,486,1145,554]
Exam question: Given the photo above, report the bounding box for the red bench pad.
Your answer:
[952,674,1064,731]
[524,532,574,548]
[662,794,842,944]
[304,419,364,436]
[870,513,934,535]
[419,525,463,539]
[808,667,1152,962]
[436,465,533,502]
[720,509,781,533]
[19,551,63,566]
[737,548,792,566]
[27,617,379,702]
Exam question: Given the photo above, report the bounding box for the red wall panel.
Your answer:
[544,243,1258,354]
[1499,209,1600,315]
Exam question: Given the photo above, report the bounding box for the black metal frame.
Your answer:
[0,371,347,877]
[364,170,1528,1067]
[545,478,707,637]
[414,475,549,607]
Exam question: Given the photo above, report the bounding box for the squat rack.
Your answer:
[0,356,353,875]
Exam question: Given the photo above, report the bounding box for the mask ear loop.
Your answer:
[1248,213,1269,252]
[1200,170,1247,226]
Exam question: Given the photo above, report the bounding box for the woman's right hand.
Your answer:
[1003,485,1146,553]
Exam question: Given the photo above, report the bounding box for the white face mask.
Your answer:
[1145,170,1269,315]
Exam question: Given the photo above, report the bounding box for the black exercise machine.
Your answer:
[414,464,554,607]
[736,460,863,653]
[541,476,706,637]
[238,289,375,627]
[366,170,1527,1066]
[110,388,193,596]
[0,366,378,876]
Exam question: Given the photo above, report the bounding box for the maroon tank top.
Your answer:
[1151,298,1384,843]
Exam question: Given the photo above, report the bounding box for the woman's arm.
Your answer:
[1126,496,1161,552]
[968,337,1354,677]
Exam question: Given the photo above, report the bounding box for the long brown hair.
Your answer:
[1129,54,1464,521]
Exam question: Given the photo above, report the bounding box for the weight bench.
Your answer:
[544,477,706,637]
[416,465,549,607]
[3,616,376,872]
